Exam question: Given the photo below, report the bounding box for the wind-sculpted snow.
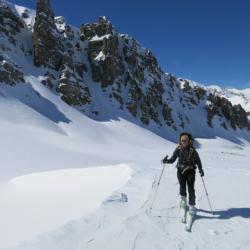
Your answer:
[0,164,131,249]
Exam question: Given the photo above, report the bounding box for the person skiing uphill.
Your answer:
[162,132,204,226]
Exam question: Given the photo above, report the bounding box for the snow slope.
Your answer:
[0,75,250,250]
[0,75,168,249]
[3,137,250,250]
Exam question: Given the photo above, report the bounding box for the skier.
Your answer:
[162,132,204,230]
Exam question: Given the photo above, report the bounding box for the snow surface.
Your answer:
[0,164,131,249]
[0,76,250,250]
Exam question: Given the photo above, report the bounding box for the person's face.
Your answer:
[180,135,189,148]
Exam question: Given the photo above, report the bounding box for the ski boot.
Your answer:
[185,205,196,232]
[179,196,187,223]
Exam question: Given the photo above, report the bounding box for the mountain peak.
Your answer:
[80,15,117,41]
[33,0,63,69]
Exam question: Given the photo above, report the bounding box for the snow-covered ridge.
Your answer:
[176,76,250,113]
[1,0,35,27]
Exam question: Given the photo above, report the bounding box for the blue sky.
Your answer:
[9,0,250,89]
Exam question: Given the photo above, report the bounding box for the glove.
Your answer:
[162,155,168,164]
[199,169,204,177]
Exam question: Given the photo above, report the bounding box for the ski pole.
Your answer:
[150,162,166,210]
[201,176,214,214]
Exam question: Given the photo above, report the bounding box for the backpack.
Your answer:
[176,132,196,167]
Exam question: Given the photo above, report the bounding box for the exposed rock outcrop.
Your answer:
[80,16,116,41]
[206,94,250,130]
[0,57,24,85]
[0,2,24,44]
[57,52,91,105]
[33,0,63,70]
[87,33,124,87]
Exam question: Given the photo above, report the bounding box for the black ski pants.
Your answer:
[177,168,196,205]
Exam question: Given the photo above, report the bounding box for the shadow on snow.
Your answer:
[196,208,250,220]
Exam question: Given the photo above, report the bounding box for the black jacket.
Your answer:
[166,145,203,172]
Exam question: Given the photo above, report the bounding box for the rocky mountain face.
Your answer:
[0,1,25,85]
[0,0,250,138]
[206,94,249,130]
[32,0,91,106]
[33,0,63,70]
